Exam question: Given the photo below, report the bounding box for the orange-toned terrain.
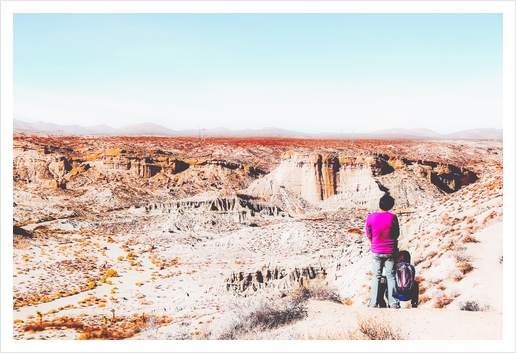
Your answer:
[11,133,504,343]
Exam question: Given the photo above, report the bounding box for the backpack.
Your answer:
[395,262,415,292]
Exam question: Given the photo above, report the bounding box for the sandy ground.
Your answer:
[299,299,503,340]
[5,299,508,353]
[8,209,511,350]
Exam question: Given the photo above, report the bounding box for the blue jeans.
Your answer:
[370,253,399,308]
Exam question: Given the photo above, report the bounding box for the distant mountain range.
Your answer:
[12,118,503,140]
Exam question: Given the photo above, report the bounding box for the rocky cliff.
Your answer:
[245,152,478,212]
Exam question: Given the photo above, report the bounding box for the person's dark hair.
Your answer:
[398,250,411,264]
[379,194,395,211]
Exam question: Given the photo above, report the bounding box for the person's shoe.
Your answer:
[390,303,401,309]
[367,303,378,308]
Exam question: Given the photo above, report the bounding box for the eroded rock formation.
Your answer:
[246,152,478,212]
[12,136,479,228]
[224,265,327,294]
[130,195,287,230]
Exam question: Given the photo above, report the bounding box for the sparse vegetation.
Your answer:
[454,252,470,262]
[414,276,426,295]
[459,300,491,312]
[433,295,455,309]
[213,295,308,340]
[462,234,479,243]
[167,321,193,340]
[23,318,84,333]
[418,295,430,305]
[453,272,464,282]
[456,261,474,275]
[137,316,160,339]
[342,297,354,306]
[482,211,498,225]
[290,283,342,303]
[13,234,32,250]
[348,314,405,340]
[201,283,344,340]
[428,251,438,259]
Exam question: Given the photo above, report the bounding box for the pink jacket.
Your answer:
[365,211,399,254]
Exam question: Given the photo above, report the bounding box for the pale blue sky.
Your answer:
[14,13,502,134]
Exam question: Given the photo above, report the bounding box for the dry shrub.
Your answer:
[453,273,464,282]
[13,234,32,250]
[433,295,454,309]
[427,251,437,259]
[414,275,425,283]
[214,296,308,340]
[165,321,193,340]
[482,211,498,225]
[79,324,139,340]
[421,261,432,270]
[418,295,430,306]
[22,314,171,340]
[79,326,129,340]
[349,314,405,340]
[342,297,354,306]
[22,323,46,332]
[454,251,470,261]
[80,314,172,340]
[23,318,85,333]
[456,261,474,275]
[459,300,491,312]
[291,283,341,303]
[441,240,455,251]
[465,216,476,224]
[452,244,467,252]
[441,214,453,226]
[137,316,160,340]
[462,234,479,243]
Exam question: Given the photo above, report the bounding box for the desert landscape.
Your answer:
[10,131,506,348]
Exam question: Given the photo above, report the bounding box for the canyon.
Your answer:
[10,133,504,343]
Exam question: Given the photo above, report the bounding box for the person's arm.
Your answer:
[365,216,372,243]
[392,215,400,240]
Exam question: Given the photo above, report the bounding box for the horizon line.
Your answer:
[12,117,502,137]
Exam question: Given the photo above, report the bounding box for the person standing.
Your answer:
[365,193,400,308]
